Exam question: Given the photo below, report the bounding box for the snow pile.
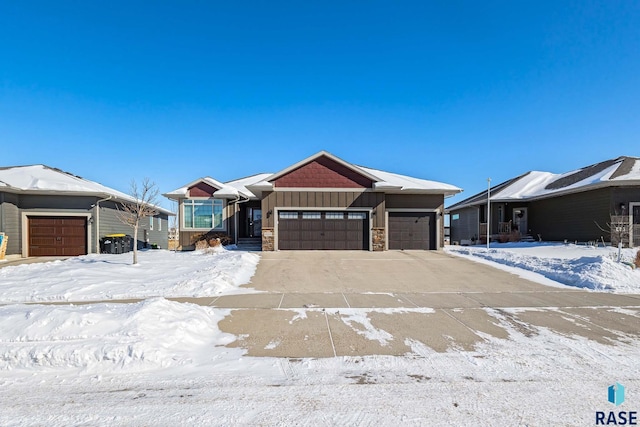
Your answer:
[446,243,640,292]
[0,249,260,303]
[0,298,237,372]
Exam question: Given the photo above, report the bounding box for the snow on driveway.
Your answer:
[446,243,640,293]
[0,297,638,425]
[0,248,260,303]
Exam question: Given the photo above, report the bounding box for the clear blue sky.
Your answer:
[2,1,639,209]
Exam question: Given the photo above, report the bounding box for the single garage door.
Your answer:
[388,212,436,250]
[28,216,88,256]
[278,211,368,250]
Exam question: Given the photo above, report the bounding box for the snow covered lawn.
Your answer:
[1,246,639,424]
[0,248,260,303]
[446,242,640,293]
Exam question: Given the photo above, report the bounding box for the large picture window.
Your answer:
[183,199,224,229]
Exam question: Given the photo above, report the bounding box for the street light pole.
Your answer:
[487,178,491,250]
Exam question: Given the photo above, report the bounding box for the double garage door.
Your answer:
[277,211,436,250]
[28,216,88,256]
[278,211,368,250]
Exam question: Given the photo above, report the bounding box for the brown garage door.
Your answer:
[29,216,88,256]
[388,212,435,250]
[278,211,368,250]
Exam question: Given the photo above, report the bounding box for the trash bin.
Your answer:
[122,235,133,253]
[101,234,127,254]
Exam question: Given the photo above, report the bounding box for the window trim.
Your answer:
[182,198,225,231]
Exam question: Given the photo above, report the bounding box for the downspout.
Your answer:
[93,195,113,253]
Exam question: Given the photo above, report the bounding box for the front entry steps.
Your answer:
[236,237,262,251]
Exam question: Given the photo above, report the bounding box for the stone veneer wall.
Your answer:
[262,227,275,251]
[372,227,385,251]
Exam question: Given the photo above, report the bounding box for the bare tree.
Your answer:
[595,212,630,248]
[117,178,159,265]
[595,211,630,262]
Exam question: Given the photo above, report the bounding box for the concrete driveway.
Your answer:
[215,250,640,357]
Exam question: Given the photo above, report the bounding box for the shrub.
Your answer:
[635,250,640,269]
[191,231,233,247]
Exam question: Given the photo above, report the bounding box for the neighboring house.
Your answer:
[164,151,461,251]
[0,165,172,257]
[448,156,640,247]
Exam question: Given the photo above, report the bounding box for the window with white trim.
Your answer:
[302,212,321,219]
[183,199,224,229]
[347,212,367,220]
[325,212,344,220]
[150,216,154,230]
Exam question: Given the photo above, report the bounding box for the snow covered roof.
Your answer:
[357,166,462,195]
[164,173,273,200]
[448,156,640,210]
[244,151,461,196]
[0,165,173,215]
[225,173,274,199]
[166,152,461,200]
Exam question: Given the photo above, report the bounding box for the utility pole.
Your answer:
[487,178,491,250]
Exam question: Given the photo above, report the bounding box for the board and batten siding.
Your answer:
[450,206,479,244]
[261,190,386,228]
[385,194,445,248]
[0,192,21,255]
[528,188,611,242]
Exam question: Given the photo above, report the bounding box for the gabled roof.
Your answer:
[224,173,274,199]
[164,173,273,200]
[245,151,462,196]
[0,165,173,215]
[448,156,640,211]
[266,151,382,184]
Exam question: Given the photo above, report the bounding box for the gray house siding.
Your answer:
[18,195,97,254]
[450,206,479,244]
[0,193,169,256]
[612,187,640,213]
[0,192,21,255]
[528,188,611,242]
[99,200,169,250]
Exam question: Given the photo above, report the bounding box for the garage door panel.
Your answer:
[28,216,87,257]
[278,211,368,250]
[388,212,435,250]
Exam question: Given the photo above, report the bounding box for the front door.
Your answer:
[250,208,262,237]
[513,208,528,236]
[632,203,640,247]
